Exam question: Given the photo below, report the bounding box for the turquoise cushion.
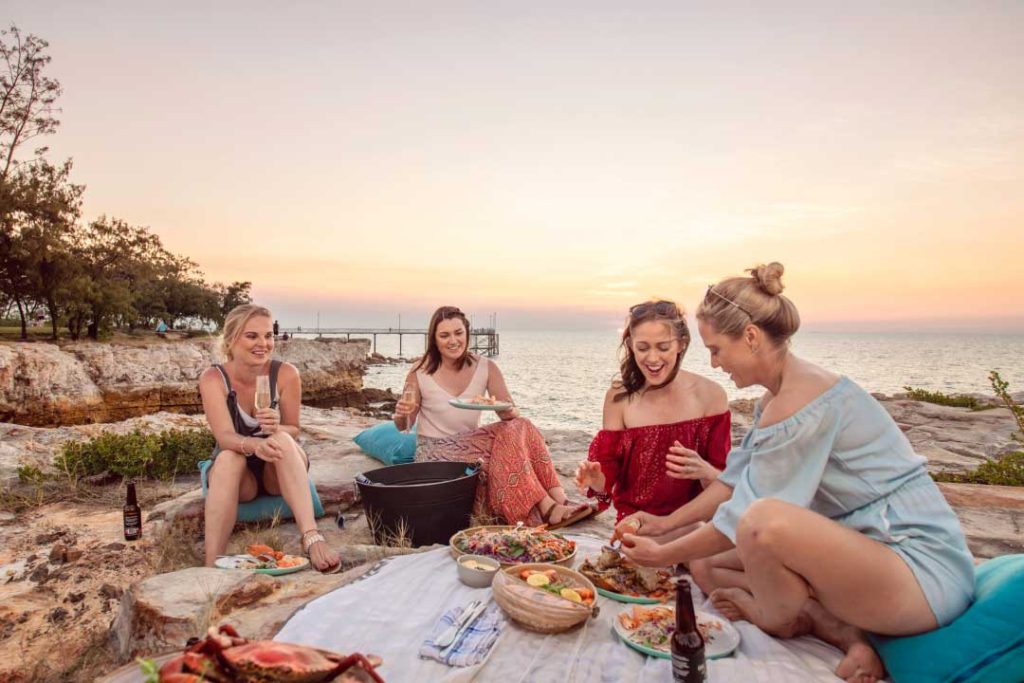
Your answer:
[871,554,1024,683]
[354,422,417,466]
[198,459,325,523]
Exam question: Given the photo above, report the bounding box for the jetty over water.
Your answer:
[280,326,500,357]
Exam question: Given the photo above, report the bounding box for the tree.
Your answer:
[0,25,61,183]
[0,25,64,338]
[217,281,253,320]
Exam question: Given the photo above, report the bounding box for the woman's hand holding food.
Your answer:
[619,534,667,567]
[255,407,280,434]
[613,511,665,542]
[666,441,718,481]
[574,460,606,494]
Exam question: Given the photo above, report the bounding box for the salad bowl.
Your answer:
[492,562,598,633]
[449,525,577,567]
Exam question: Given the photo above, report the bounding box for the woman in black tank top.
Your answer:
[198,305,340,573]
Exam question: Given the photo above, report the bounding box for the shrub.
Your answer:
[933,452,1024,487]
[54,428,214,481]
[989,370,1024,445]
[903,386,981,409]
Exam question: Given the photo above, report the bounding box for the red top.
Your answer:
[587,412,732,521]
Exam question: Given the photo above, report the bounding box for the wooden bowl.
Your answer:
[448,525,577,567]
[492,562,599,633]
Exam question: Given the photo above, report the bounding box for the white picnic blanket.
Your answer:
[276,534,857,682]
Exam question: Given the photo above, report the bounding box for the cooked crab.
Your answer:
[158,624,384,682]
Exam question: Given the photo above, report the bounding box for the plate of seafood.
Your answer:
[614,604,740,660]
[448,395,514,411]
[449,524,576,567]
[215,544,309,575]
[578,546,675,603]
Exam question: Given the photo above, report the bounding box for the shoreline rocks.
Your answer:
[0,338,369,427]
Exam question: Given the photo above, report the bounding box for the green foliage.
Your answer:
[903,386,981,409]
[933,452,1024,487]
[989,370,1024,444]
[136,658,160,683]
[16,463,47,484]
[54,428,214,481]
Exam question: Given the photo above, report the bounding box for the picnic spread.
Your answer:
[274,534,863,682]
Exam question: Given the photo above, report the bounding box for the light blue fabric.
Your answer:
[198,459,325,523]
[870,554,1024,683]
[711,376,975,626]
[354,422,417,466]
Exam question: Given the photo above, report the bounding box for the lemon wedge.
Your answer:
[560,588,583,603]
[526,573,551,587]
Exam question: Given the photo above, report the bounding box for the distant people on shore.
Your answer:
[613,263,974,683]
[575,299,731,522]
[198,304,340,573]
[155,320,168,337]
[393,305,595,528]
[273,319,280,338]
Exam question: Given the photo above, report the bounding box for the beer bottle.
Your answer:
[671,578,706,682]
[123,481,142,541]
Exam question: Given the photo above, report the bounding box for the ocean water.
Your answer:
[351,330,1024,433]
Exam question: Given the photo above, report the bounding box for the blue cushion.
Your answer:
[354,422,417,466]
[198,459,325,523]
[871,554,1024,683]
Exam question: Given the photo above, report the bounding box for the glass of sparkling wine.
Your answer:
[255,376,272,433]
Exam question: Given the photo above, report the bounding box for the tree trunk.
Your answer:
[87,320,98,340]
[46,298,59,340]
[15,297,27,340]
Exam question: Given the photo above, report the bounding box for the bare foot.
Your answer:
[803,600,885,683]
[307,539,341,573]
[710,588,813,638]
[709,587,754,622]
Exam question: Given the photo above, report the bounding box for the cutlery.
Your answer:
[440,601,488,656]
[434,600,482,648]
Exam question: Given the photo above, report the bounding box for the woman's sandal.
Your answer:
[538,499,596,531]
[302,529,342,574]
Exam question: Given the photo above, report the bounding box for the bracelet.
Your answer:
[240,436,253,457]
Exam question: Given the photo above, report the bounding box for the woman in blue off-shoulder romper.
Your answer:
[614,263,974,683]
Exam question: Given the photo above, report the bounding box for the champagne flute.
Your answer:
[255,376,272,434]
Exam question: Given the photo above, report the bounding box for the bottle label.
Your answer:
[671,654,706,682]
[124,511,142,539]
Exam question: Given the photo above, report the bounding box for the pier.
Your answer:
[279,326,500,357]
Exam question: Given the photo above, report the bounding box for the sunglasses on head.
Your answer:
[629,300,679,319]
[704,285,753,318]
[438,306,465,318]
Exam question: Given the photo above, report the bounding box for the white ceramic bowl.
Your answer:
[456,554,501,588]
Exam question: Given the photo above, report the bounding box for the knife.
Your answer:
[434,600,481,648]
[440,601,488,656]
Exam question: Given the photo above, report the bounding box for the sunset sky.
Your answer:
[8,2,1024,330]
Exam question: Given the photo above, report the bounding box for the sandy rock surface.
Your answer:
[1,396,1022,680]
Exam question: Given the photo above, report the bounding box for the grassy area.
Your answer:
[54,428,214,480]
[903,386,986,409]
[933,452,1024,487]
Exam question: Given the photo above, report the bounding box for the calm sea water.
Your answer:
[348,330,1024,432]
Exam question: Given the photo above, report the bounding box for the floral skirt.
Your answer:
[416,418,561,524]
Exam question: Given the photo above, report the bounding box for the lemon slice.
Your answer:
[526,573,551,587]
[560,588,583,603]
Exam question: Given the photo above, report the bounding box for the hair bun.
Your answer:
[749,262,785,295]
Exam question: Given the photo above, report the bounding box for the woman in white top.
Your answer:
[199,305,340,572]
[394,306,594,528]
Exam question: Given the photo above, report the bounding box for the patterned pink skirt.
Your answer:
[416,417,561,524]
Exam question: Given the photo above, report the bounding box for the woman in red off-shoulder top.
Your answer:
[576,300,732,522]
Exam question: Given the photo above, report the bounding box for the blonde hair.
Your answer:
[220,304,273,360]
[696,262,800,344]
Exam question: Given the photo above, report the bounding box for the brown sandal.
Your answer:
[302,529,342,574]
[538,500,596,531]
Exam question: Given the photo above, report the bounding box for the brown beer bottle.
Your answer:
[123,481,142,541]
[671,578,706,682]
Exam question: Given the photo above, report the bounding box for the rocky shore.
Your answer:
[0,346,1022,680]
[0,338,369,427]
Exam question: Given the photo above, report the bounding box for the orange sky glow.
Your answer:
[9,2,1023,330]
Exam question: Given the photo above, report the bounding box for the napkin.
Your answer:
[420,602,506,667]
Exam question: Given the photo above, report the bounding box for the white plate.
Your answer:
[613,605,740,660]
[448,398,514,411]
[214,554,309,575]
